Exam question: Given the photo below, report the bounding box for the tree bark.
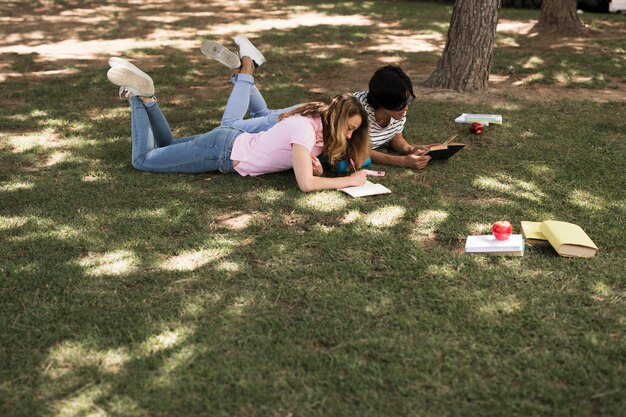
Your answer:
[424,0,501,92]
[535,0,584,34]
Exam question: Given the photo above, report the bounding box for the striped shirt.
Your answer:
[352,91,406,149]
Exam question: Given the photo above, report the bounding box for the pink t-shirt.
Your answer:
[231,115,324,176]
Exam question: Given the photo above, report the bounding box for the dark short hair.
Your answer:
[366,65,415,111]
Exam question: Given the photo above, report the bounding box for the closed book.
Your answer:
[465,234,525,256]
[539,220,598,258]
[520,221,551,247]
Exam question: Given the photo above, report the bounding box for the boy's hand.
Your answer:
[311,156,323,176]
[411,143,440,153]
[403,149,431,169]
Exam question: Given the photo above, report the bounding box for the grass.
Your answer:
[1,1,625,416]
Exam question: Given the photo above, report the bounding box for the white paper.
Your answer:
[465,234,524,253]
[339,180,391,198]
[454,113,489,127]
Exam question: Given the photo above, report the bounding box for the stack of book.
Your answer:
[464,221,598,258]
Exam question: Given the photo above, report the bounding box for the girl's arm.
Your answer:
[292,144,367,192]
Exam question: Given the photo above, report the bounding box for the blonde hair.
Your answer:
[279,93,371,168]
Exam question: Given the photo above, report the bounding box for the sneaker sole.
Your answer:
[107,67,154,97]
[200,41,241,69]
[108,57,153,80]
[233,36,266,67]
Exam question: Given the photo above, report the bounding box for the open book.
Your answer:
[426,134,465,160]
[521,220,598,258]
[465,234,525,256]
[339,180,391,198]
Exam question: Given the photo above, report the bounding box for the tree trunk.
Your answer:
[423,0,501,92]
[535,0,584,34]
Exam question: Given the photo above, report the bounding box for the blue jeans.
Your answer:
[220,73,301,133]
[130,96,240,173]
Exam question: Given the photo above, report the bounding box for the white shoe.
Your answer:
[233,35,266,67]
[200,41,241,69]
[107,66,155,98]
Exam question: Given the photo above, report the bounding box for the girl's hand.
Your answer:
[348,170,367,186]
[311,156,323,177]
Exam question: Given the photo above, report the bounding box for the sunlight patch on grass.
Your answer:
[592,281,614,297]
[151,344,200,388]
[473,174,546,202]
[0,215,29,230]
[53,383,108,417]
[497,36,519,48]
[216,260,242,272]
[522,56,545,69]
[478,295,522,318]
[0,181,34,191]
[82,172,112,183]
[410,209,448,241]
[368,32,444,53]
[513,73,545,86]
[216,213,254,230]
[209,12,372,36]
[569,189,605,211]
[297,192,347,212]
[47,341,130,379]
[527,163,553,175]
[426,264,458,278]
[44,150,70,167]
[497,19,535,35]
[341,210,361,224]
[365,295,393,316]
[79,250,138,277]
[141,327,193,355]
[364,205,405,228]
[159,248,227,272]
[3,130,64,152]
[257,188,285,204]
[9,217,81,242]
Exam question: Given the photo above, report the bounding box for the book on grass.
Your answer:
[520,221,551,247]
[426,134,465,160]
[539,220,598,258]
[455,113,503,125]
[465,234,525,256]
[339,180,391,198]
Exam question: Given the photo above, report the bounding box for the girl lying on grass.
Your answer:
[106,53,370,192]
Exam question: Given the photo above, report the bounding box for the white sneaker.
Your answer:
[233,35,266,67]
[200,41,241,69]
[107,66,155,98]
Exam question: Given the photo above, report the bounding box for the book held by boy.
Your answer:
[426,133,465,160]
[465,234,525,256]
[339,180,391,198]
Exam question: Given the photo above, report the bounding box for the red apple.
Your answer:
[492,221,513,241]
[470,122,484,135]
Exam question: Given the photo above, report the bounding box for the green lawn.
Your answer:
[1,1,625,416]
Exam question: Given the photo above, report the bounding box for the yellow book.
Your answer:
[539,220,598,258]
[520,221,551,247]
